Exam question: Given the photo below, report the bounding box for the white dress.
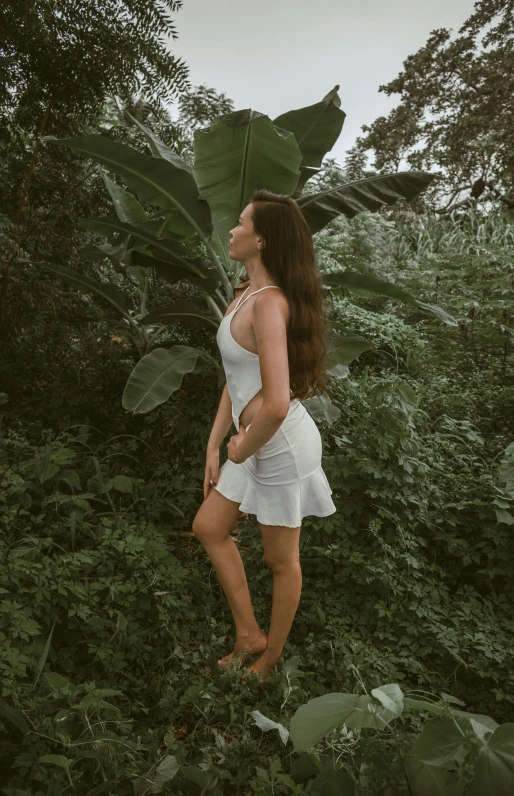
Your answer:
[212,285,337,528]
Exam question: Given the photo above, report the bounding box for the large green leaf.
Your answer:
[467,723,514,796]
[298,171,438,233]
[0,697,30,735]
[452,710,499,736]
[407,717,470,767]
[290,692,400,752]
[124,112,195,176]
[193,109,302,265]
[78,217,207,278]
[290,754,320,784]
[148,754,181,793]
[41,134,211,238]
[41,262,128,316]
[404,699,500,737]
[33,621,57,688]
[404,758,464,796]
[273,85,346,197]
[141,213,190,241]
[370,684,404,718]
[140,301,218,330]
[404,716,475,796]
[302,392,341,425]
[324,269,417,305]
[325,270,458,325]
[122,346,202,414]
[77,240,148,290]
[115,114,204,247]
[129,250,220,294]
[78,241,127,262]
[182,765,220,792]
[326,334,373,378]
[98,166,148,226]
[404,697,446,716]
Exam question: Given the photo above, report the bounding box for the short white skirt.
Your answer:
[212,399,336,528]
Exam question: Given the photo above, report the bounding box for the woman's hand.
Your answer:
[204,447,220,500]
[227,423,247,464]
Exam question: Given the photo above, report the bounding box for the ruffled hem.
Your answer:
[213,458,336,527]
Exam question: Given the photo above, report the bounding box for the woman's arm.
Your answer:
[207,382,234,451]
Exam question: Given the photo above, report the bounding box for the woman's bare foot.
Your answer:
[217,632,268,669]
[242,650,280,682]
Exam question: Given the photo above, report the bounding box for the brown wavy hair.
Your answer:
[235,188,333,400]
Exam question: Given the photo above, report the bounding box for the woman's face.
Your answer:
[229,203,262,262]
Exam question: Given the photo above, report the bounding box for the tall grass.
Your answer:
[394,206,514,260]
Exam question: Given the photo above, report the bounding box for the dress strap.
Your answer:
[232,285,282,315]
[232,285,251,313]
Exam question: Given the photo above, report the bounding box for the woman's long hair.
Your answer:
[235,188,332,400]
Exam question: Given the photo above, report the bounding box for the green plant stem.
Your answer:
[205,295,224,322]
[28,730,137,753]
[390,722,414,796]
[201,236,232,298]
[147,324,168,346]
[140,270,149,317]
[214,287,228,310]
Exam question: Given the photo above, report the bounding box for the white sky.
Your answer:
[165,0,476,167]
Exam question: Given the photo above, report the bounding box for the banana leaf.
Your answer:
[41,262,128,316]
[273,85,346,197]
[324,269,417,304]
[140,301,219,330]
[41,133,211,238]
[78,217,207,278]
[324,270,457,325]
[122,346,202,414]
[129,250,220,293]
[123,112,195,175]
[193,109,302,265]
[98,166,148,226]
[299,171,438,233]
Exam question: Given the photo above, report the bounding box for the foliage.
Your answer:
[353,0,514,214]
[37,88,439,414]
[2,273,514,790]
[1,26,514,788]
[387,206,514,377]
[290,683,513,795]
[0,2,233,330]
[0,0,190,125]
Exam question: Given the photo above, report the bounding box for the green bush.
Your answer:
[2,206,514,793]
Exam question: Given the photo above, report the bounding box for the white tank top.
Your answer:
[216,285,285,431]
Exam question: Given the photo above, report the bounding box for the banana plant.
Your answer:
[41,85,449,416]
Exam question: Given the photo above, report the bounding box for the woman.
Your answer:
[192,189,337,681]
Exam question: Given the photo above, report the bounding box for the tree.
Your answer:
[353,0,514,215]
[174,83,235,160]
[0,0,192,319]
[0,0,190,126]
[104,84,235,162]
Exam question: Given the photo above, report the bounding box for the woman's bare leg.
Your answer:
[192,488,267,664]
[244,523,302,678]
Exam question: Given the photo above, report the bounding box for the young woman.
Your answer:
[192,189,337,681]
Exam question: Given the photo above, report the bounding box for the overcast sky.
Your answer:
[166,0,476,167]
